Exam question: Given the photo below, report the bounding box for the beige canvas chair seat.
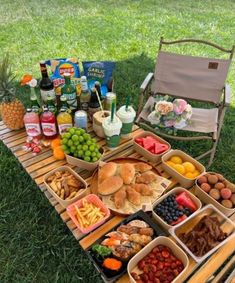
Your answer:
[136,38,234,167]
[138,96,218,133]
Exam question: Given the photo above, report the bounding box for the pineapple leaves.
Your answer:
[0,54,17,103]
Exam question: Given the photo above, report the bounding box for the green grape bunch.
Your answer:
[61,127,102,163]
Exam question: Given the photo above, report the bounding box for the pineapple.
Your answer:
[0,54,25,130]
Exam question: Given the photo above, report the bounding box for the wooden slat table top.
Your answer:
[0,122,235,283]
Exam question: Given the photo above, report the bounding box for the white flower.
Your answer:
[147,111,161,125]
[184,104,193,120]
[27,78,37,88]
[174,119,188,129]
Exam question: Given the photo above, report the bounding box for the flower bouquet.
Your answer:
[147,96,192,134]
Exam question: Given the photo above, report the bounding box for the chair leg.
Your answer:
[208,139,218,167]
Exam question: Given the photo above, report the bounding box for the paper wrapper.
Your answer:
[98,161,171,215]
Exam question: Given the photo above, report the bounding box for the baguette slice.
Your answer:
[98,176,124,195]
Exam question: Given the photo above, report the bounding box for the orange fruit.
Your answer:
[173,164,185,175]
[182,162,195,173]
[53,146,65,160]
[170,156,183,164]
[185,172,195,179]
[166,160,175,167]
[192,170,200,178]
[51,138,61,149]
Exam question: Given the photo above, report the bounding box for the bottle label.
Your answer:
[80,102,89,111]
[58,123,72,135]
[41,123,57,136]
[40,89,56,103]
[25,123,41,137]
[63,92,77,110]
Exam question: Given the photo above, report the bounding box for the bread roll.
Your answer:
[99,162,118,183]
[136,172,157,184]
[114,187,127,209]
[134,162,152,173]
[98,176,123,195]
[119,163,135,184]
[126,186,141,206]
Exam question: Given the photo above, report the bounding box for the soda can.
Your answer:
[74,110,87,130]
[105,92,116,111]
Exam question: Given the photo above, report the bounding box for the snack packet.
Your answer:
[45,58,81,95]
[82,61,115,97]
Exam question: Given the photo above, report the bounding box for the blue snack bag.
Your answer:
[82,61,115,96]
[45,58,81,95]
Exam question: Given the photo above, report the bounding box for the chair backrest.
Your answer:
[151,39,234,104]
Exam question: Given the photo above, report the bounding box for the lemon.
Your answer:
[170,156,183,164]
[166,160,175,167]
[192,170,200,178]
[185,172,195,179]
[173,164,185,175]
[182,161,196,173]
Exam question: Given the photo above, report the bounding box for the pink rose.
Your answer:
[173,99,187,115]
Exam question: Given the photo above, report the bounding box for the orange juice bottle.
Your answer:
[57,108,72,135]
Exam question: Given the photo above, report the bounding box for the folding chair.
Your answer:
[136,38,234,167]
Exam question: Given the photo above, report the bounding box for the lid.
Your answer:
[75,110,87,117]
[26,108,32,112]
[63,72,71,78]
[117,105,136,119]
[81,75,87,81]
[60,95,67,101]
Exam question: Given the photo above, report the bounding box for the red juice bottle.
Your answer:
[40,106,57,138]
[24,108,42,139]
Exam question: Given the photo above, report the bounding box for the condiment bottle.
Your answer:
[23,108,42,139]
[40,106,57,138]
[88,87,100,118]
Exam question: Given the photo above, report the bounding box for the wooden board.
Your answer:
[0,121,234,283]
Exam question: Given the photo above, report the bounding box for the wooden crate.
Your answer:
[0,120,235,283]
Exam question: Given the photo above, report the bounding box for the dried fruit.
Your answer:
[220,188,232,200]
[197,175,207,185]
[230,194,235,205]
[214,182,225,190]
[209,189,220,200]
[201,183,211,193]
[216,174,225,182]
[208,175,218,185]
[221,199,233,208]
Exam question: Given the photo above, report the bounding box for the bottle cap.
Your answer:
[60,95,67,101]
[26,108,32,112]
[63,72,71,78]
[95,81,100,86]
[81,75,87,81]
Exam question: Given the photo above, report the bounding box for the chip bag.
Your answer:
[45,58,81,95]
[82,61,115,97]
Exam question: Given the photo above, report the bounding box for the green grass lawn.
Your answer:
[0,0,235,282]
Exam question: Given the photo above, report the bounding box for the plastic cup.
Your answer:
[102,115,122,150]
[117,105,136,138]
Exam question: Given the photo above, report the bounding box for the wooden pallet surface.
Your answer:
[1,122,235,283]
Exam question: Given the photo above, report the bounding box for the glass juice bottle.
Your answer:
[23,108,42,139]
[80,76,91,112]
[57,108,73,135]
[61,73,77,112]
[30,88,41,113]
[46,95,57,114]
[40,107,57,138]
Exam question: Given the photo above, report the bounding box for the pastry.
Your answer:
[136,172,157,184]
[132,183,153,196]
[126,186,141,206]
[114,187,127,209]
[134,162,152,173]
[98,176,123,195]
[119,163,135,184]
[99,162,118,183]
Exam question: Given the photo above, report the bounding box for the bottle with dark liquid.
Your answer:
[39,61,56,104]
[88,87,100,118]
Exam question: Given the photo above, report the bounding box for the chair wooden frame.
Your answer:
[136,38,234,167]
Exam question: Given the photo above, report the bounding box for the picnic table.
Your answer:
[0,120,234,283]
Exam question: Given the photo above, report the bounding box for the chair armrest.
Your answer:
[224,84,231,106]
[140,72,154,93]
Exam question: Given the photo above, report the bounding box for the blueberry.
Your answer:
[173,216,178,221]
